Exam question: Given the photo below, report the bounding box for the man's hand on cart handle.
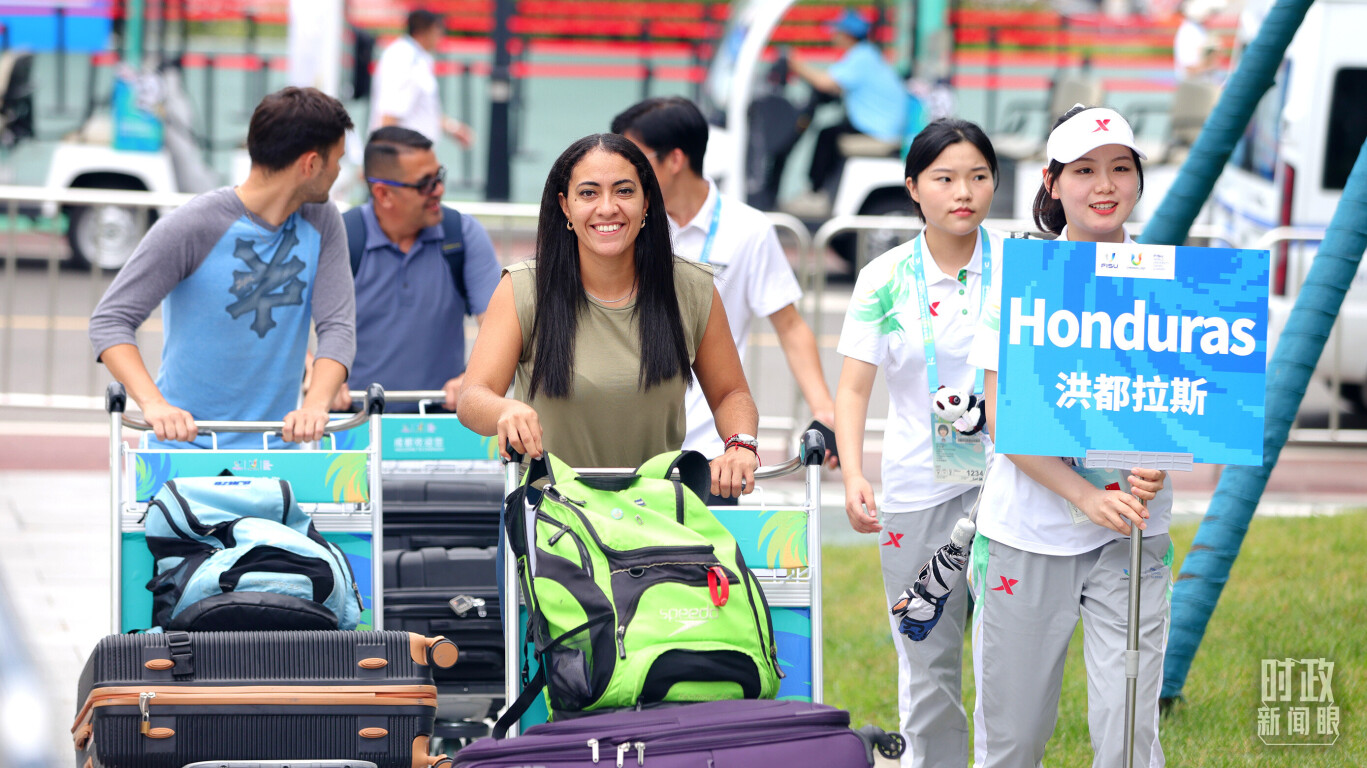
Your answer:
[442,375,465,412]
[497,401,544,460]
[330,381,354,412]
[811,411,840,470]
[282,403,331,444]
[142,399,197,444]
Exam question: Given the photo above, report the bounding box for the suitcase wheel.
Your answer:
[428,636,460,669]
[876,731,906,760]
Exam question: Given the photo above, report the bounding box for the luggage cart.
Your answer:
[336,390,506,746]
[104,382,387,634]
[498,430,828,736]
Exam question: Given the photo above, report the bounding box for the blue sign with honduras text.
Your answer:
[994,239,1267,466]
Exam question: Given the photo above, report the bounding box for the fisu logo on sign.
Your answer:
[1095,243,1174,280]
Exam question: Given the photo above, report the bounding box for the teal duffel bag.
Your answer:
[144,476,363,631]
[498,449,782,729]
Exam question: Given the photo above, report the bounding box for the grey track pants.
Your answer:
[878,490,978,768]
[969,533,1173,768]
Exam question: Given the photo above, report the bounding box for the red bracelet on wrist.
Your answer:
[725,434,760,466]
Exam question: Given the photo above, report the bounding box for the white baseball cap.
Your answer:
[1045,104,1147,164]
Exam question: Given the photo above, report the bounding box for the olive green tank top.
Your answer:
[506,258,714,468]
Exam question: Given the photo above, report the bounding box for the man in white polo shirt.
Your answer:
[369,10,473,148]
[612,97,836,500]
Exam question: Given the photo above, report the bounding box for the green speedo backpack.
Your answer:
[498,449,782,728]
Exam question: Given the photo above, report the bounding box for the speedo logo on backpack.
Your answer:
[661,605,719,636]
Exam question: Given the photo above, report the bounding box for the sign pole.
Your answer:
[1086,449,1191,768]
[1123,518,1141,768]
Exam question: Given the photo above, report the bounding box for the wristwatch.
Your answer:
[725,434,759,461]
[726,433,758,449]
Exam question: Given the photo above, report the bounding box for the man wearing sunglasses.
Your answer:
[333,126,500,412]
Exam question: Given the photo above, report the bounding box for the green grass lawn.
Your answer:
[822,511,1366,766]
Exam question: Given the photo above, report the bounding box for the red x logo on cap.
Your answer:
[1092,119,1111,133]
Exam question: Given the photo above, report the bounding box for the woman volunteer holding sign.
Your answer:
[967,105,1171,767]
[834,118,1001,768]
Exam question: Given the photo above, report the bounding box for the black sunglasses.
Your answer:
[367,166,446,196]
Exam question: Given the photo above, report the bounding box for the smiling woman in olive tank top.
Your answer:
[457,133,760,500]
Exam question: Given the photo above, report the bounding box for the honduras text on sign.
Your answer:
[994,239,1268,466]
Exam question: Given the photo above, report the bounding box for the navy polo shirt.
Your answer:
[349,203,500,403]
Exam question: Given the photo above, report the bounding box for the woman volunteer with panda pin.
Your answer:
[967,105,1172,767]
[834,118,1002,768]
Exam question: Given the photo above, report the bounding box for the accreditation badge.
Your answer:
[1064,460,1130,526]
[931,415,987,484]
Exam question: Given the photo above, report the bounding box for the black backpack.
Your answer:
[342,205,469,308]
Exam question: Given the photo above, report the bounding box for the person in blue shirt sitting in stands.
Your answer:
[787,8,908,215]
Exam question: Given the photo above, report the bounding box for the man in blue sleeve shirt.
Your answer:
[333,126,501,412]
[787,9,908,211]
[89,87,356,448]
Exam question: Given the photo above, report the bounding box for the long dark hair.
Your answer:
[527,133,692,400]
[903,118,999,222]
[1032,105,1146,234]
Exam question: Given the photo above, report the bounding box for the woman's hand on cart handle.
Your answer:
[142,399,197,444]
[843,475,883,534]
[497,401,544,460]
[711,447,758,499]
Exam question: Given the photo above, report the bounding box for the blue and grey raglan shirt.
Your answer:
[90,187,356,448]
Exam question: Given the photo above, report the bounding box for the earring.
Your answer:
[566,222,573,230]
[641,213,648,228]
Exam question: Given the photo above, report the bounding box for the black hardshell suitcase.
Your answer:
[73,630,458,768]
[382,475,503,550]
[382,547,503,684]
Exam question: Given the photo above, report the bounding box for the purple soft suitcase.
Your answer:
[451,700,904,767]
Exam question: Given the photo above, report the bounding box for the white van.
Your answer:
[1210,0,1367,407]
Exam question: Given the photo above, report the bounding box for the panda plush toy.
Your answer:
[932,386,987,436]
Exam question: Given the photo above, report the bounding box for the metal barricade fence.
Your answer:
[0,187,817,442]
[2,184,1357,447]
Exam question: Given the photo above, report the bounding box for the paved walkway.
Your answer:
[1,427,1364,765]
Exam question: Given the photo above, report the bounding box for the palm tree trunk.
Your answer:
[1162,141,1367,701]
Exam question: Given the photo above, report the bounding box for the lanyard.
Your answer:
[697,194,724,264]
[911,226,991,396]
